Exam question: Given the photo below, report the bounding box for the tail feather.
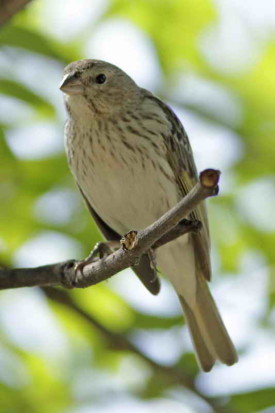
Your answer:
[158,240,237,371]
[179,274,238,371]
[180,295,215,372]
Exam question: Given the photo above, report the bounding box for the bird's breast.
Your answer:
[66,118,179,235]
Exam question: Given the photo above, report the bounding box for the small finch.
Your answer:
[60,59,238,371]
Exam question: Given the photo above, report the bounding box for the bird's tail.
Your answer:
[179,273,238,372]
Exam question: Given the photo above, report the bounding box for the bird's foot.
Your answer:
[74,240,120,274]
[148,248,158,272]
[180,218,202,232]
[147,248,159,283]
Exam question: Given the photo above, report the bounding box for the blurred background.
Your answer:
[0,0,275,412]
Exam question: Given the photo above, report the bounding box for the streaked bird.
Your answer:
[60,59,238,371]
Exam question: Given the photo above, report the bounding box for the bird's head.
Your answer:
[60,59,141,119]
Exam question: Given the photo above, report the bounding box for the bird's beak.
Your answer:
[59,73,84,95]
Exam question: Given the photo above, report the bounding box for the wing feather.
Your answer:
[78,185,161,294]
[144,92,211,281]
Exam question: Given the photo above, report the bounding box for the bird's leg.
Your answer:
[74,240,120,274]
[148,248,159,283]
[92,240,121,257]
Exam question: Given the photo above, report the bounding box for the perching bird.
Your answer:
[60,59,238,371]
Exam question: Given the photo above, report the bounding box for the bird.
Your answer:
[59,59,238,372]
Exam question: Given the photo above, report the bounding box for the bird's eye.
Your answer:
[95,74,106,84]
[74,71,81,78]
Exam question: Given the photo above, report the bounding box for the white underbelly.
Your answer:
[72,136,179,235]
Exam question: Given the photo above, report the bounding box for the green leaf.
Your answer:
[231,388,275,412]
[0,26,76,63]
[0,78,55,117]
[133,312,183,330]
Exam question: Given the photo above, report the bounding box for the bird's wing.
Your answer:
[144,92,211,281]
[78,185,161,295]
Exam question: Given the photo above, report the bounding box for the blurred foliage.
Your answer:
[0,0,275,412]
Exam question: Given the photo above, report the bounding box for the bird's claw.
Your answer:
[92,241,113,259]
[148,248,158,273]
[74,241,113,275]
[179,218,202,232]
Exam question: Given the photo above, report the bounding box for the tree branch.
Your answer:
[153,218,202,249]
[0,0,33,26]
[0,169,220,291]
